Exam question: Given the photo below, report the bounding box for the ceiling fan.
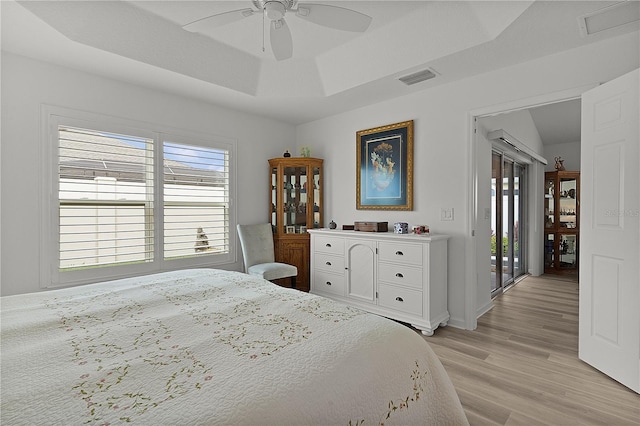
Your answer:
[182,1,373,61]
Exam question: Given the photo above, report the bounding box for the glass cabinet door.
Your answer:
[544,233,555,270]
[271,166,277,231]
[283,166,308,234]
[313,166,321,228]
[558,233,578,270]
[559,176,578,229]
[545,176,555,229]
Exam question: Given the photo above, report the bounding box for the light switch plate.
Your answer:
[441,208,454,221]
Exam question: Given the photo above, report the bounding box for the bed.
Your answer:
[1,268,467,425]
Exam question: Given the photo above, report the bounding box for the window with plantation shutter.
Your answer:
[47,111,235,288]
[163,142,229,259]
[58,127,155,270]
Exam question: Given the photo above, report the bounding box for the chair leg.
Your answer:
[290,276,296,289]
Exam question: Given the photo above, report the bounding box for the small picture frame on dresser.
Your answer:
[286,225,296,234]
[299,226,307,234]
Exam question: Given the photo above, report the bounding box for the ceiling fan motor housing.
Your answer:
[253,0,297,20]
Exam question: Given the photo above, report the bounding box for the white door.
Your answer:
[346,239,376,304]
[579,68,639,393]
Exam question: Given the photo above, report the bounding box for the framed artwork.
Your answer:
[299,226,307,234]
[356,120,413,210]
[286,225,296,234]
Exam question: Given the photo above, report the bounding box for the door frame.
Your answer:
[465,84,597,330]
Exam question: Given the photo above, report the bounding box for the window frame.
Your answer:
[41,106,237,289]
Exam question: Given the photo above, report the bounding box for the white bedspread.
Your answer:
[1,268,467,425]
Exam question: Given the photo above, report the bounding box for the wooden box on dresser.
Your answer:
[308,229,449,336]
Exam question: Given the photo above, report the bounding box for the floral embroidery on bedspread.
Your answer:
[48,291,213,424]
[349,361,429,426]
[42,270,368,424]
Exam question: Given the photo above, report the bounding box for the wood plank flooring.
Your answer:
[426,275,639,425]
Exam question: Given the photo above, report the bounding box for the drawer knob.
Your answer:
[395,251,404,256]
[395,273,404,278]
[326,261,332,266]
[326,243,332,248]
[395,297,404,302]
[326,281,332,286]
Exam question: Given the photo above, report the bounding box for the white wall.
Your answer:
[0,52,296,296]
[544,141,581,172]
[295,32,639,328]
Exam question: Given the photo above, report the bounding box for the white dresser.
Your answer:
[308,229,449,336]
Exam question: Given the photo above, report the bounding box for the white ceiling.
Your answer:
[529,99,582,146]
[2,0,639,142]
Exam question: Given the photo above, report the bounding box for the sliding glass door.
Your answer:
[491,151,527,295]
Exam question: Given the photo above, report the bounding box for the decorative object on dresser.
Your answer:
[356,120,414,210]
[308,229,449,336]
[354,221,389,232]
[269,157,323,292]
[544,170,580,274]
[394,222,409,234]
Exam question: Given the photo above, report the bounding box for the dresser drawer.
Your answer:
[314,253,345,274]
[313,235,345,256]
[378,284,423,317]
[378,242,423,266]
[312,270,346,297]
[378,263,422,290]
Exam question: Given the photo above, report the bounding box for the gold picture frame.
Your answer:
[356,120,413,210]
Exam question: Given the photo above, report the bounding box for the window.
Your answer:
[162,141,230,260]
[59,127,155,270]
[45,111,235,287]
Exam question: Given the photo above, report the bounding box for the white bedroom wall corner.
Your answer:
[39,104,56,289]
[464,113,481,330]
[528,161,545,276]
[473,116,494,323]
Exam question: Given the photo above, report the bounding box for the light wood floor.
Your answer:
[426,275,640,425]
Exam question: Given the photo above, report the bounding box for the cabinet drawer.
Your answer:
[314,253,345,274]
[378,263,423,290]
[312,270,345,296]
[313,235,345,255]
[378,242,423,266]
[378,284,423,317]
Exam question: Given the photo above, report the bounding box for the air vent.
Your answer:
[578,1,640,37]
[398,69,436,86]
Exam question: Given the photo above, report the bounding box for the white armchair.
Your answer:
[237,223,298,288]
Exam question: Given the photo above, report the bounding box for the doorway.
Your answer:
[491,151,527,296]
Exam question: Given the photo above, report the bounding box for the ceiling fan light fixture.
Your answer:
[265,1,286,20]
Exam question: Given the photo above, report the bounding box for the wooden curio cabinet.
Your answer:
[544,170,580,275]
[269,157,323,291]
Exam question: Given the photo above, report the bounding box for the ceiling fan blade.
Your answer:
[295,3,372,32]
[183,8,254,33]
[270,19,293,61]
